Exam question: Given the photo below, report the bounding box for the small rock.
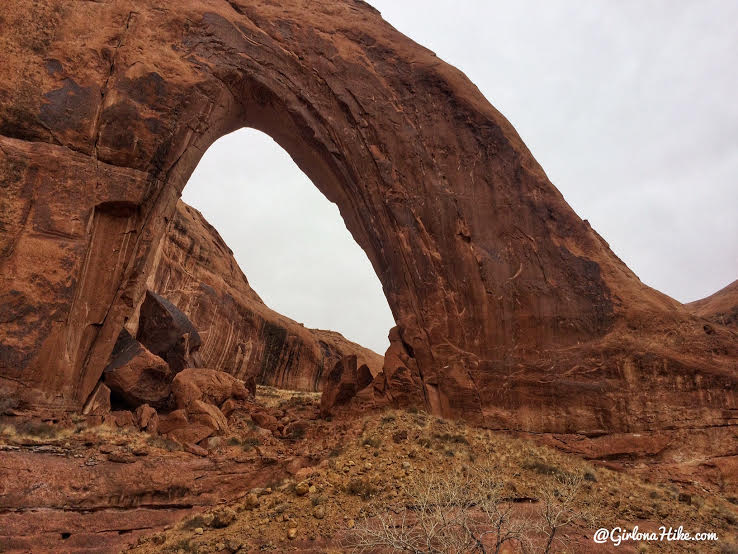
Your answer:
[184,442,208,457]
[313,505,325,519]
[244,493,260,509]
[347,519,355,529]
[194,527,204,535]
[678,493,692,505]
[287,527,297,540]
[402,461,411,470]
[295,481,310,496]
[210,506,237,528]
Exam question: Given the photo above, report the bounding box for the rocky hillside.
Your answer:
[145,200,383,391]
[686,279,738,330]
[3,389,736,553]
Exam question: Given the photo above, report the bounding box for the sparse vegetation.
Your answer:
[0,397,20,415]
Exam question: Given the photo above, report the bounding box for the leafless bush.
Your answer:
[346,464,530,553]
[536,472,597,553]
[346,462,598,554]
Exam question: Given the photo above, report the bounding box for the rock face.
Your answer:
[170,368,250,409]
[148,200,384,391]
[319,354,373,417]
[0,0,736,443]
[136,290,203,373]
[686,280,738,330]
[103,330,173,410]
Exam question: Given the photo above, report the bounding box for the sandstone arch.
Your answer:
[0,0,735,436]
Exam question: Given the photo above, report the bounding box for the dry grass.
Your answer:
[128,403,738,553]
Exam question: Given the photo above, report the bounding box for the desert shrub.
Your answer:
[522,458,564,477]
[361,435,382,448]
[433,432,469,445]
[17,420,56,438]
[241,437,261,450]
[146,436,182,452]
[347,463,597,554]
[346,465,529,553]
[0,397,20,415]
[345,478,377,500]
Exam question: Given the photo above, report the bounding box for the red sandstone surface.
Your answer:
[0,0,735,439]
[149,200,384,391]
[0,0,736,551]
[686,279,738,330]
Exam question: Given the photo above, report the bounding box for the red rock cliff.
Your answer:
[0,0,735,443]
[145,200,383,391]
[686,280,738,330]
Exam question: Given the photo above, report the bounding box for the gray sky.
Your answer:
[183,0,738,354]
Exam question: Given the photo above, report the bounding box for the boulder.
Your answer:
[170,368,249,409]
[137,290,203,373]
[186,399,228,435]
[109,410,136,428]
[103,330,172,410]
[82,382,111,416]
[135,404,159,434]
[158,391,229,446]
[320,355,373,417]
[251,411,279,431]
[244,374,257,398]
[159,406,220,446]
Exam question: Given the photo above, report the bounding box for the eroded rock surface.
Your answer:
[0,0,735,442]
[148,201,384,391]
[687,279,738,330]
[103,330,173,410]
[319,354,373,417]
[136,290,203,373]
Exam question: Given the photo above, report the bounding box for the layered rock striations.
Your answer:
[0,0,735,446]
[147,200,384,391]
[686,279,738,330]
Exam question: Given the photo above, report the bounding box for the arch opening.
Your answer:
[181,126,395,355]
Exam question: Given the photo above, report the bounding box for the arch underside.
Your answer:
[0,0,735,438]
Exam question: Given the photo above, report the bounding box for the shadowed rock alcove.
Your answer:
[0,0,735,443]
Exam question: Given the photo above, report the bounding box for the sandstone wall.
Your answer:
[0,0,735,438]
[686,280,738,330]
[146,200,383,391]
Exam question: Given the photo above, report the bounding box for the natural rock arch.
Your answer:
[0,0,735,435]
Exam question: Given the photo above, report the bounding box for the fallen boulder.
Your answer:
[251,411,279,432]
[158,401,228,446]
[137,290,203,373]
[170,368,250,410]
[135,404,159,434]
[103,330,173,410]
[320,355,373,417]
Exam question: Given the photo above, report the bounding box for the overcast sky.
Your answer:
[183,0,738,354]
